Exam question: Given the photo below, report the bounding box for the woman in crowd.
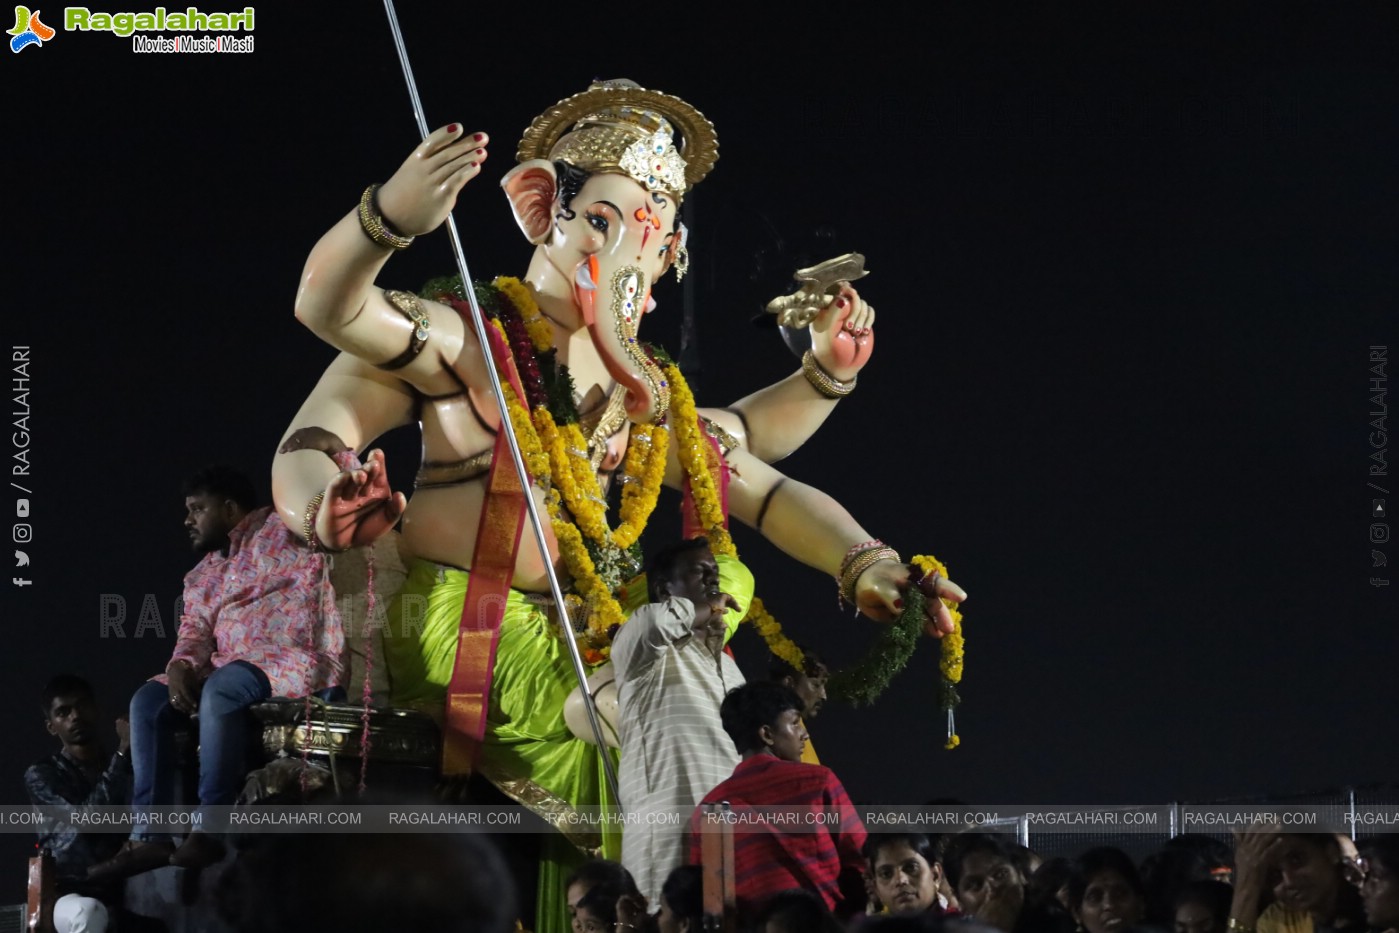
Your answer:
[1068,847,1149,933]
[866,832,948,916]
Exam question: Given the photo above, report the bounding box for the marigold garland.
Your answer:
[665,363,809,669]
[549,502,627,635]
[914,553,965,749]
[614,424,668,550]
[665,363,734,557]
[496,275,554,355]
[746,597,804,671]
[483,279,672,656]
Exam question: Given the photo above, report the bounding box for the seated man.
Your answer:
[24,675,131,933]
[89,465,345,880]
[687,681,867,920]
[611,537,744,907]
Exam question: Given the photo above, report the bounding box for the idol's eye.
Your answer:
[585,210,609,234]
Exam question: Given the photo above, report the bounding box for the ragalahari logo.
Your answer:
[9,6,54,52]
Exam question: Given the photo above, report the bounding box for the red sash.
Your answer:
[441,323,532,776]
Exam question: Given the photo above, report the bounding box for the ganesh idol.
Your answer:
[271,79,965,932]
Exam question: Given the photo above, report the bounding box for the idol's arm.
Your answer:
[702,283,875,462]
[272,352,415,545]
[293,124,496,395]
[664,444,965,634]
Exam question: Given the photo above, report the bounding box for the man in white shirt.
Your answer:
[610,537,744,907]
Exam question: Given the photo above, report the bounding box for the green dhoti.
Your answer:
[386,559,620,933]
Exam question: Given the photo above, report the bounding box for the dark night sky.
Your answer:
[5,0,1396,867]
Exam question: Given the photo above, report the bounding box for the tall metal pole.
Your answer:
[380,0,621,805]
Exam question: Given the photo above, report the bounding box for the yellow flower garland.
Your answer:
[666,364,734,557]
[490,279,672,654]
[497,276,554,356]
[746,597,805,671]
[665,363,808,667]
[614,424,668,549]
[912,553,964,749]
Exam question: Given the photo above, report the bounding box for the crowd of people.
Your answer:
[562,824,1398,933]
[20,464,1399,933]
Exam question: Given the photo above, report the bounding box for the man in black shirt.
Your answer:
[24,674,132,933]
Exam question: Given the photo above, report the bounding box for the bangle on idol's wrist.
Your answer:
[840,539,884,570]
[358,184,415,250]
[802,349,856,399]
[838,544,901,606]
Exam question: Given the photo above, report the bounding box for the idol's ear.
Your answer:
[657,238,677,279]
[501,159,559,245]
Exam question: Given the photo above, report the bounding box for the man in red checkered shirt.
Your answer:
[687,681,868,920]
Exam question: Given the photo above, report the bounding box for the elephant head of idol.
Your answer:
[501,80,718,425]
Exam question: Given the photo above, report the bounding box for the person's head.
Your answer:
[502,80,717,424]
[658,865,705,933]
[768,647,830,719]
[720,682,807,761]
[40,674,98,751]
[1273,833,1347,918]
[1355,837,1399,931]
[575,882,623,933]
[183,465,255,553]
[944,833,1028,924]
[756,888,845,933]
[564,859,639,931]
[215,825,515,933]
[1068,847,1147,933]
[1025,856,1076,916]
[1141,840,1233,927]
[1009,843,1042,878]
[647,537,716,603]
[865,832,944,915]
[1172,880,1233,933]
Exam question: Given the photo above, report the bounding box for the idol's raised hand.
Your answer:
[313,449,407,551]
[809,282,875,381]
[375,124,490,238]
[854,558,967,637]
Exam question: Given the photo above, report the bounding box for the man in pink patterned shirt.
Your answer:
[88,465,344,880]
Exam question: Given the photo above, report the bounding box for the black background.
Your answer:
[5,1,1396,873]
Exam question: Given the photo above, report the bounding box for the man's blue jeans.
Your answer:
[128,660,270,842]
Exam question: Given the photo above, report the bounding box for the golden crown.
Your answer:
[516,79,719,199]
